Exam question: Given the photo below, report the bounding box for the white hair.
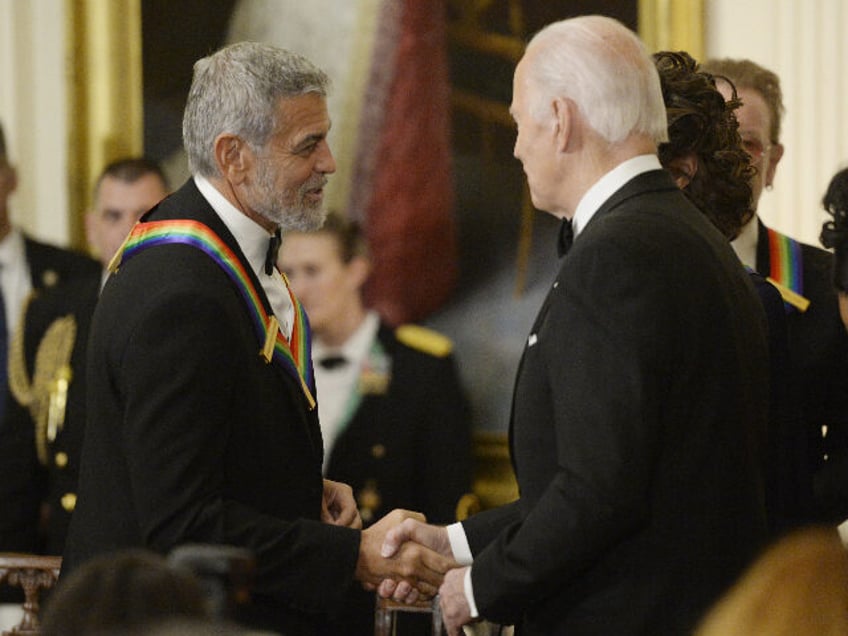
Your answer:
[525,15,668,145]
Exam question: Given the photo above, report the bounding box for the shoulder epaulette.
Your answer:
[395,324,453,357]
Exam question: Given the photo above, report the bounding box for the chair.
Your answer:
[374,596,442,636]
[0,554,61,636]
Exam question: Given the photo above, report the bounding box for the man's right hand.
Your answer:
[355,509,455,599]
[376,516,454,603]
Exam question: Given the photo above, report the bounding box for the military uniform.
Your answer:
[1,273,99,554]
[316,314,473,635]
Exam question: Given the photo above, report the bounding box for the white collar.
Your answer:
[194,175,276,281]
[572,154,662,237]
[731,214,759,269]
[313,311,380,367]
[0,227,25,269]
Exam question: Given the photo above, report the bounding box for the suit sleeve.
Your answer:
[115,285,360,613]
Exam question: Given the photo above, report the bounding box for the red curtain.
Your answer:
[352,0,458,326]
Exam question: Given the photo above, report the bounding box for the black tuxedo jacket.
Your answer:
[754,220,848,521]
[62,179,360,634]
[748,272,813,534]
[462,170,770,635]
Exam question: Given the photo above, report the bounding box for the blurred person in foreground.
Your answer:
[0,158,168,556]
[60,42,453,635]
[693,526,848,636]
[653,50,812,534]
[40,549,211,636]
[381,15,770,636]
[280,210,473,633]
[702,57,848,523]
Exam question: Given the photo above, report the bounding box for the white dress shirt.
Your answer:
[447,153,664,618]
[731,214,759,270]
[0,228,33,337]
[312,310,380,471]
[194,175,294,339]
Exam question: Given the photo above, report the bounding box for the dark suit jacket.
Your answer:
[62,179,361,634]
[749,272,813,534]
[462,170,770,635]
[0,274,99,555]
[321,322,472,635]
[754,220,848,521]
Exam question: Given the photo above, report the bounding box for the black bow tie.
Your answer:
[557,218,574,257]
[318,355,348,370]
[265,229,282,275]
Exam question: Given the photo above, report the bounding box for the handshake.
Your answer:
[354,510,473,634]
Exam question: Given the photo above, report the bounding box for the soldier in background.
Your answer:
[280,211,473,634]
[0,157,168,554]
[0,121,100,436]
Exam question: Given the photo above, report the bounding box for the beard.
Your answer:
[247,158,328,232]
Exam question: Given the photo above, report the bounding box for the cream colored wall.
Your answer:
[706,0,848,247]
[0,0,70,246]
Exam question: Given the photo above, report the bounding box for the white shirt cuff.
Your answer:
[838,519,848,546]
[446,522,478,618]
[463,567,479,618]
[446,522,473,565]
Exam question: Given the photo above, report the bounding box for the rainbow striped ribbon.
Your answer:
[113,219,315,409]
[767,227,806,312]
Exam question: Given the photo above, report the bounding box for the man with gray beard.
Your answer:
[61,42,453,635]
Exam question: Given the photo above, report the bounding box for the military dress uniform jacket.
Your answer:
[461,170,770,635]
[0,273,99,555]
[0,237,98,553]
[61,179,361,635]
[324,322,472,527]
[21,236,100,293]
[754,220,848,521]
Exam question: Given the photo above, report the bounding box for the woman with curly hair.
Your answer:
[654,51,755,240]
[654,50,813,535]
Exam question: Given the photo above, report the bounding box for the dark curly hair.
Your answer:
[821,167,848,291]
[653,51,756,240]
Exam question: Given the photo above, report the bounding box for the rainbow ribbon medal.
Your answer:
[111,219,316,409]
[766,227,809,313]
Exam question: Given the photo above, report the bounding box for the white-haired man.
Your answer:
[382,16,770,635]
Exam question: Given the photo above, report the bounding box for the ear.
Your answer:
[213,133,253,185]
[666,154,699,189]
[3,163,18,194]
[765,142,784,188]
[346,255,371,290]
[551,97,573,152]
[84,210,97,251]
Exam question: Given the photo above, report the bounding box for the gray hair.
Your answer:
[525,15,668,145]
[183,41,330,177]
